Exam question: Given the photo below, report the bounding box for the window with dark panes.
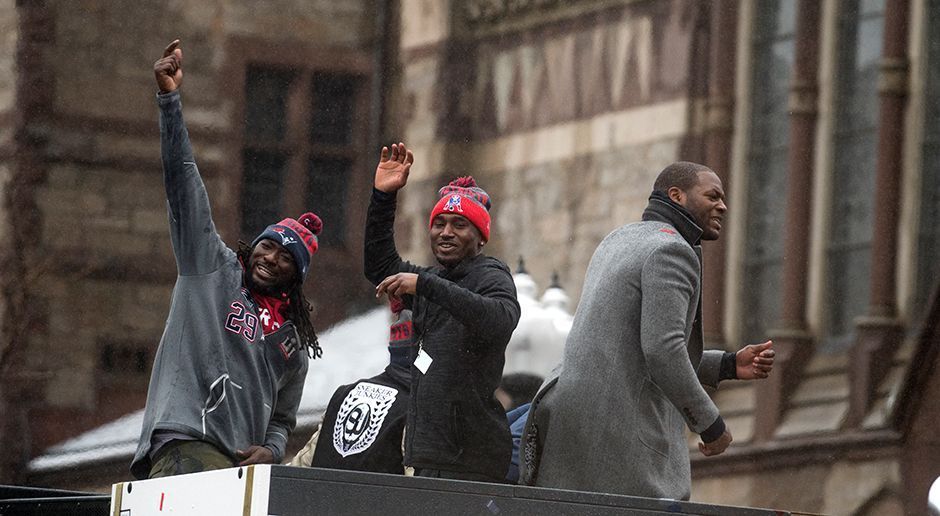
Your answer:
[825,0,885,351]
[241,67,294,237]
[741,0,797,344]
[308,157,351,246]
[245,67,295,142]
[239,67,364,247]
[310,73,358,145]
[241,150,288,238]
[305,73,362,246]
[99,341,152,375]
[917,0,940,314]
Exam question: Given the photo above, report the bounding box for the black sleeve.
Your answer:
[719,351,737,381]
[699,415,726,443]
[416,265,521,344]
[364,189,426,285]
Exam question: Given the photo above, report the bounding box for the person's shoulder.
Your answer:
[626,221,690,248]
[644,227,698,266]
[601,220,687,249]
[375,365,412,389]
[329,380,362,402]
[475,255,513,275]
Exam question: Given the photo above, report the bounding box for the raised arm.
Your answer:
[154,40,227,275]
[364,143,425,284]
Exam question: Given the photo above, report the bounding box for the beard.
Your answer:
[244,268,292,297]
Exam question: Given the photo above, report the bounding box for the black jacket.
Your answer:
[312,365,410,474]
[364,189,521,480]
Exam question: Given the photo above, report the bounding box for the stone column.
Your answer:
[753,0,821,441]
[848,0,910,427]
[1,0,54,482]
[702,0,737,347]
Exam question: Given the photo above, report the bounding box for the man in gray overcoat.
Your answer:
[520,162,774,500]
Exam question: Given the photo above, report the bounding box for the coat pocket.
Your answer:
[636,380,673,459]
[450,401,465,457]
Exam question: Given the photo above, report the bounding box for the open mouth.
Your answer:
[437,242,457,250]
[255,264,276,280]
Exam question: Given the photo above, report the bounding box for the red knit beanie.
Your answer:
[428,176,492,241]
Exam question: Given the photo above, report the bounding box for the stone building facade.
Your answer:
[392,0,940,514]
[0,0,390,474]
[3,0,940,514]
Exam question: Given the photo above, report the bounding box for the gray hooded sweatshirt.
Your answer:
[131,91,309,479]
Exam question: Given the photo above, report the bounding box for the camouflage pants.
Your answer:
[148,440,235,479]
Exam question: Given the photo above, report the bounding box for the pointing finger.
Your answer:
[163,39,180,58]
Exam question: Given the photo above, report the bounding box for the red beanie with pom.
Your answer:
[251,212,323,281]
[428,176,492,241]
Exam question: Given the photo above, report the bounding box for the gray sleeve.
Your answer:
[639,242,721,435]
[698,349,725,388]
[157,91,228,275]
[263,356,309,463]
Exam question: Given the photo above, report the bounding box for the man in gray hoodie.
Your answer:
[131,40,323,479]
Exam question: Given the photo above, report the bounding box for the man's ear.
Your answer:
[667,186,686,206]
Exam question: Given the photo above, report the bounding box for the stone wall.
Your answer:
[395,0,702,301]
[0,0,16,355]
[1,0,380,452]
[693,457,904,515]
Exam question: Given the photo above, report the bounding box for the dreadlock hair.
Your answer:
[237,240,322,359]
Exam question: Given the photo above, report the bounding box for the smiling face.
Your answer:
[669,169,727,241]
[248,238,298,293]
[429,213,484,268]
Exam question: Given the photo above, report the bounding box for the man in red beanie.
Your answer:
[131,40,323,479]
[364,143,521,482]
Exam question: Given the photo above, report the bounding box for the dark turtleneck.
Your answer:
[641,190,704,247]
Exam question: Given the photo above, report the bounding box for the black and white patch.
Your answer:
[332,382,398,457]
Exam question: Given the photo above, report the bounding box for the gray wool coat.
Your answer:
[520,196,726,500]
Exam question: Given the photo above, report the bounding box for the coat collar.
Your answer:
[641,190,704,246]
[438,252,486,281]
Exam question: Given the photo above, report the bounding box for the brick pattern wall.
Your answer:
[395,0,699,304]
[0,0,379,453]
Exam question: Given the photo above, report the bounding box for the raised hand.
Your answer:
[735,340,774,380]
[154,39,183,94]
[374,142,414,193]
